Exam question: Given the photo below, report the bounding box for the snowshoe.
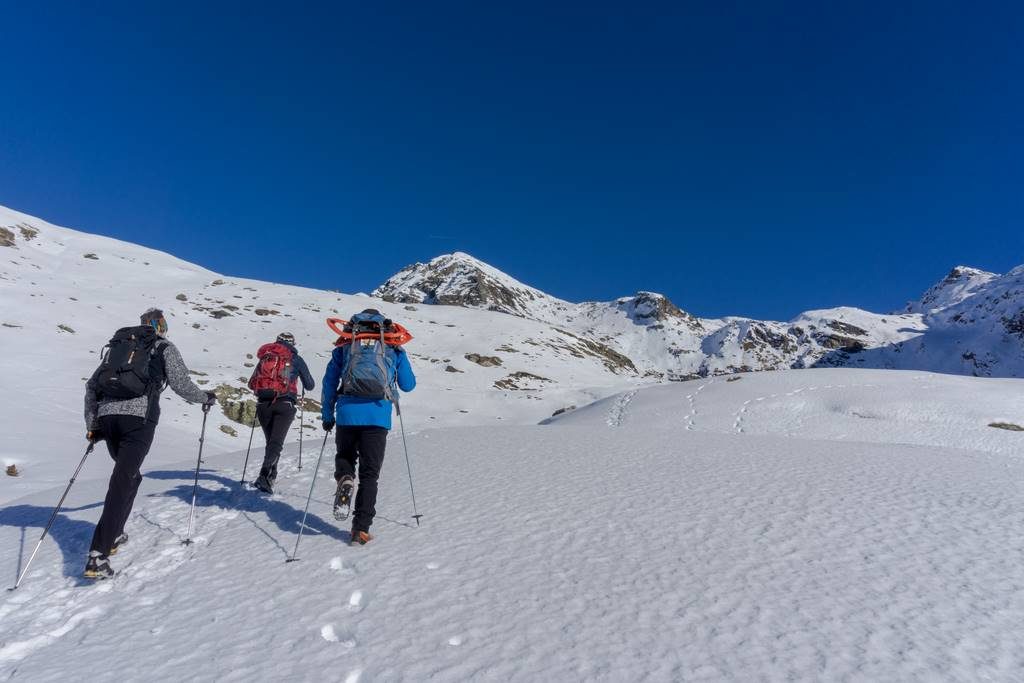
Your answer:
[109,533,128,555]
[333,476,354,521]
[83,552,114,580]
[350,529,373,546]
[253,474,274,494]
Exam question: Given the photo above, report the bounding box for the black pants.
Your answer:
[334,426,388,533]
[90,415,156,555]
[256,400,296,480]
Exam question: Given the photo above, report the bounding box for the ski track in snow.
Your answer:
[605,390,638,427]
[684,377,715,431]
[731,382,881,434]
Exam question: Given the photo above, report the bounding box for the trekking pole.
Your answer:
[183,404,211,546]
[396,402,423,526]
[240,412,257,486]
[298,390,305,470]
[10,441,96,590]
[287,430,330,563]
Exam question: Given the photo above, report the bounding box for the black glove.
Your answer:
[322,419,335,432]
[204,392,217,407]
[87,429,103,443]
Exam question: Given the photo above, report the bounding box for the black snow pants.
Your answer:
[334,426,388,533]
[256,399,296,480]
[90,415,156,555]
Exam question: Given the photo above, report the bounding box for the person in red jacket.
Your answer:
[249,332,315,494]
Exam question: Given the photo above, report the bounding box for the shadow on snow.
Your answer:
[1,468,349,583]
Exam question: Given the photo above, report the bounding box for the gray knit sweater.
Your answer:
[84,339,209,428]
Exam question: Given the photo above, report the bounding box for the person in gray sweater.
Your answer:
[82,307,215,579]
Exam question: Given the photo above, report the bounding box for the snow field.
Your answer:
[2,369,1024,680]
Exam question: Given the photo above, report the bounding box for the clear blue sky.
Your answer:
[2,2,1021,319]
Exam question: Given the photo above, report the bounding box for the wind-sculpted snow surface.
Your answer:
[2,369,1024,680]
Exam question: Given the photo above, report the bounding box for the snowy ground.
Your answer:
[0,203,637,505]
[2,369,1024,681]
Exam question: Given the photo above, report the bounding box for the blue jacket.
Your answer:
[321,344,415,429]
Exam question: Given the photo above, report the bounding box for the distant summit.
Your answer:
[373,250,1023,378]
[373,252,572,319]
[904,266,998,314]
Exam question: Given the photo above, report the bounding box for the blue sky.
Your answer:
[1,2,1021,319]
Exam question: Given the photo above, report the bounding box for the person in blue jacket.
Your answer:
[321,309,416,545]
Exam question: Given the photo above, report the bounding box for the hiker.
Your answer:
[248,332,315,493]
[321,309,416,545]
[83,308,215,579]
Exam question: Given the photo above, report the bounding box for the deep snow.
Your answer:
[2,369,1024,681]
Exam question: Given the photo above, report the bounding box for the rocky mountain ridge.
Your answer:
[375,253,1024,378]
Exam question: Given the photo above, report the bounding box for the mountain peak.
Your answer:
[905,265,999,314]
[373,253,567,318]
[614,291,694,324]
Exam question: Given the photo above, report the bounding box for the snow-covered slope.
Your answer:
[0,206,637,503]
[3,369,1024,680]
[3,202,1022,502]
[904,265,999,314]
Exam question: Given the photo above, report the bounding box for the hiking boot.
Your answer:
[253,474,274,494]
[333,476,354,520]
[83,551,114,580]
[109,533,128,556]
[350,529,373,546]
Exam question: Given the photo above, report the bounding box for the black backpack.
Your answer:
[93,326,165,400]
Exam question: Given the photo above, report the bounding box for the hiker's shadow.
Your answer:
[0,501,104,582]
[146,470,350,551]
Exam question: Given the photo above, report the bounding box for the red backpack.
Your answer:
[248,343,297,397]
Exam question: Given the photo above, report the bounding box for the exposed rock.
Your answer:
[1003,311,1024,338]
[6,464,18,477]
[494,372,552,391]
[551,405,576,416]
[213,383,257,425]
[57,324,75,334]
[83,253,99,260]
[176,293,188,301]
[297,396,322,414]
[210,310,232,319]
[826,320,869,337]
[465,353,502,367]
[219,424,238,437]
[616,291,699,327]
[741,324,796,353]
[211,279,226,286]
[815,333,866,352]
[553,329,638,375]
[18,224,38,241]
[254,309,280,316]
[445,365,463,373]
[0,227,14,247]
[989,422,1024,432]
